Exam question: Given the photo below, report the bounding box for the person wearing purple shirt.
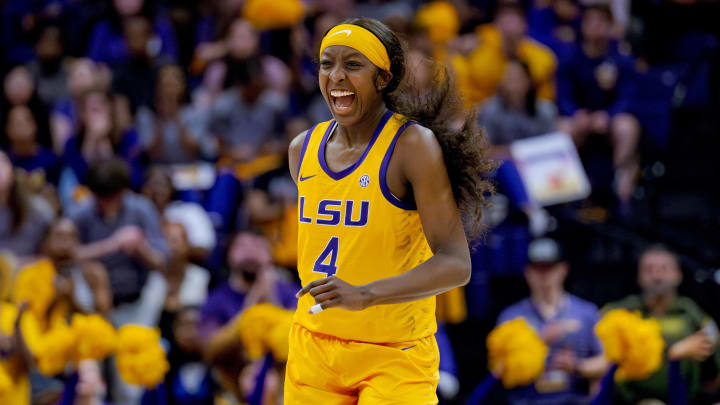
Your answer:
[496,238,608,405]
[556,4,641,204]
[528,0,582,62]
[87,0,178,68]
[200,232,298,341]
[5,105,61,185]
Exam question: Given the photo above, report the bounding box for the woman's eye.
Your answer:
[320,61,332,67]
[346,61,362,68]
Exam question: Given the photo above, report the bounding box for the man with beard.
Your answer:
[603,245,720,404]
[198,232,297,401]
[198,232,298,341]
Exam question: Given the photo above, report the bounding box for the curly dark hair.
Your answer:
[338,18,495,239]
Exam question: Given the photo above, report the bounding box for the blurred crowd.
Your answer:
[0,0,719,404]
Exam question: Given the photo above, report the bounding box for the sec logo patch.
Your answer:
[359,174,370,187]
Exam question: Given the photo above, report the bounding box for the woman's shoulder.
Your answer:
[394,119,435,146]
[390,121,443,170]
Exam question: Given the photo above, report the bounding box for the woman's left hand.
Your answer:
[296,276,372,313]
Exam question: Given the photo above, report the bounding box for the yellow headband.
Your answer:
[319,24,391,71]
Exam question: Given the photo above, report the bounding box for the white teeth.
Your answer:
[330,89,354,97]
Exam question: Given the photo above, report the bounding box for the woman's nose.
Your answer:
[329,65,346,83]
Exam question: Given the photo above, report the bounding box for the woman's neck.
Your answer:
[503,93,527,111]
[583,39,609,58]
[11,139,37,157]
[335,103,387,146]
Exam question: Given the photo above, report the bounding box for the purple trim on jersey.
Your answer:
[297,124,318,177]
[318,110,392,181]
[380,120,418,210]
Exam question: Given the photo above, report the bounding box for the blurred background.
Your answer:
[1,0,720,404]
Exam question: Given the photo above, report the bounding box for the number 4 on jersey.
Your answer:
[313,236,339,277]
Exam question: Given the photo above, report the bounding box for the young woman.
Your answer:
[287,18,493,404]
[479,59,557,154]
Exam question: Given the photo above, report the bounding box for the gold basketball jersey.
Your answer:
[294,111,436,343]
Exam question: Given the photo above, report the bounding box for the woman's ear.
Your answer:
[375,70,393,92]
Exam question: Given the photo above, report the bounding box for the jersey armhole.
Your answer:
[379,121,418,210]
[296,124,318,177]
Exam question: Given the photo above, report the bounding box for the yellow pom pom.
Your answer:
[236,304,294,361]
[243,0,305,30]
[71,314,117,361]
[595,309,665,381]
[487,318,548,388]
[117,325,161,354]
[12,259,56,320]
[34,324,77,376]
[415,1,460,44]
[0,363,12,395]
[116,325,169,388]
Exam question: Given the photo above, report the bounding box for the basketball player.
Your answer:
[286,18,493,404]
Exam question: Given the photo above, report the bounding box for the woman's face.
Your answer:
[227,19,259,60]
[318,45,388,126]
[6,106,37,144]
[141,169,173,209]
[114,0,143,17]
[68,59,97,96]
[36,26,63,61]
[173,308,201,354]
[582,9,611,43]
[82,92,112,134]
[0,152,14,193]
[164,222,189,261]
[499,62,531,99]
[4,67,34,106]
[44,218,80,261]
[157,65,185,99]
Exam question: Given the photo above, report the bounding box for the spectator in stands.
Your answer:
[135,64,210,164]
[247,117,309,270]
[162,306,215,405]
[528,0,582,61]
[2,65,52,149]
[497,238,607,404]
[6,105,61,185]
[69,158,167,324]
[111,15,173,116]
[60,89,144,209]
[50,58,108,154]
[40,218,112,316]
[603,245,720,404]
[199,232,297,341]
[556,4,640,202]
[479,59,557,157]
[208,19,290,162]
[472,59,556,315]
[0,150,52,260]
[87,0,178,68]
[460,2,557,107]
[141,166,216,263]
[158,222,210,338]
[199,233,297,402]
[26,20,70,106]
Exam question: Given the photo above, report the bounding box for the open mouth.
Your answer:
[329,89,355,113]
